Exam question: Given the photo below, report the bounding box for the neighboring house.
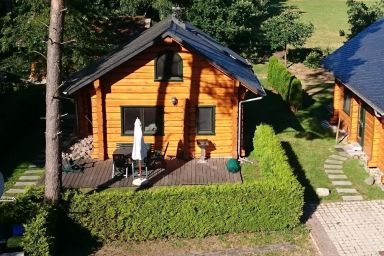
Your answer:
[63,15,265,160]
[323,18,384,171]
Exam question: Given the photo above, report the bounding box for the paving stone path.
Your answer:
[1,152,45,201]
[323,146,363,201]
[308,200,384,256]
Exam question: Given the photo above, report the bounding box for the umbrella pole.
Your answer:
[138,160,142,177]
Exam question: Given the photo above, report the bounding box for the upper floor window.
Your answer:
[343,90,351,115]
[155,51,183,81]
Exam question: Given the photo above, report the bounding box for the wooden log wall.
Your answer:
[86,37,239,159]
[378,120,384,172]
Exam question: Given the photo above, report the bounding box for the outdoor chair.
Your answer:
[112,153,129,178]
[62,158,83,173]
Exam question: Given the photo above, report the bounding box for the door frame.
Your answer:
[357,103,366,147]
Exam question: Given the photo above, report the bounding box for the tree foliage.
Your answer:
[346,0,384,38]
[185,0,270,58]
[262,9,314,66]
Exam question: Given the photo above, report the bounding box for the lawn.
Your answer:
[285,0,376,50]
[343,159,384,200]
[85,227,316,256]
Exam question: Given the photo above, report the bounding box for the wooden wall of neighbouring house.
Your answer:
[80,37,240,159]
[333,79,384,170]
[378,120,384,171]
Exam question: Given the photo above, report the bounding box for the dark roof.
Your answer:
[63,15,265,96]
[322,18,384,114]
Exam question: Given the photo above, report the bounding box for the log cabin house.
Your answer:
[323,18,384,172]
[63,15,265,160]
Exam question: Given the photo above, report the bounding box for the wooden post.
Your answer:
[94,79,106,160]
[335,115,341,144]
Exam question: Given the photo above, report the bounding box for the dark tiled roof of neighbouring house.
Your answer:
[322,18,384,114]
[63,15,265,96]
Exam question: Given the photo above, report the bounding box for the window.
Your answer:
[197,106,215,135]
[343,90,351,115]
[155,51,183,81]
[121,107,164,135]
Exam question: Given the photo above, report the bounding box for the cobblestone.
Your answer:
[310,200,384,256]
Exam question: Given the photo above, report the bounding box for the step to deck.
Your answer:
[14,181,38,186]
[325,169,344,174]
[329,154,348,161]
[19,175,40,181]
[25,169,44,174]
[324,164,343,169]
[342,195,363,201]
[5,188,25,194]
[332,180,352,186]
[325,159,344,165]
[336,188,358,194]
[328,174,348,180]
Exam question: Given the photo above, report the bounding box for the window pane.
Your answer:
[123,108,140,134]
[343,91,351,115]
[155,51,182,80]
[198,107,214,133]
[143,108,158,134]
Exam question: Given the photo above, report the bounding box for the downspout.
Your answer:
[237,96,263,160]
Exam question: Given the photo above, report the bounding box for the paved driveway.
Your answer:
[308,200,384,256]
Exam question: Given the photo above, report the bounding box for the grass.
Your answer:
[285,0,376,50]
[89,226,316,256]
[343,159,384,200]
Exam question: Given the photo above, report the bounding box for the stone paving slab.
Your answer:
[328,174,348,180]
[325,169,344,174]
[324,164,343,169]
[329,154,348,161]
[25,169,44,174]
[19,175,40,181]
[342,195,363,201]
[325,159,344,165]
[14,181,37,186]
[336,188,358,194]
[5,188,25,194]
[332,180,352,186]
[309,201,384,256]
[28,164,37,168]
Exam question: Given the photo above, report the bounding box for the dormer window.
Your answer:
[155,51,183,81]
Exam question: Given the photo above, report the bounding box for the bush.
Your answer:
[267,56,303,110]
[303,50,323,68]
[23,205,56,256]
[288,78,303,111]
[62,178,303,242]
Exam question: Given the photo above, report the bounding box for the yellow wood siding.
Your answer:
[88,38,238,159]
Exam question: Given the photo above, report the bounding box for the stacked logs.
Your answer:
[62,135,93,161]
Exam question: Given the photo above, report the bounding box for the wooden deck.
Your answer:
[53,158,242,188]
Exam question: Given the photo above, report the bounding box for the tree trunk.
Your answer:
[284,43,288,67]
[45,0,64,204]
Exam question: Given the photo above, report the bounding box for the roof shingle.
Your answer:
[63,16,265,96]
[322,18,384,114]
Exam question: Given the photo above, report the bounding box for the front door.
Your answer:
[357,104,366,147]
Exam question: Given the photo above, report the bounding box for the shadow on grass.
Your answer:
[243,89,304,155]
[281,141,319,222]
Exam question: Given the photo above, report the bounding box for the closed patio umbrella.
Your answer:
[132,118,147,180]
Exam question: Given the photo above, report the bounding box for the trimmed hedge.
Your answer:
[23,205,56,256]
[62,178,303,242]
[267,56,303,110]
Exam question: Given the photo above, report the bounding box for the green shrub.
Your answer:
[288,78,303,111]
[62,178,303,242]
[23,205,56,256]
[250,124,304,193]
[267,56,303,110]
[303,50,322,68]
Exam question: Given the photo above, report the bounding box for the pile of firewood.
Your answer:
[62,135,93,160]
